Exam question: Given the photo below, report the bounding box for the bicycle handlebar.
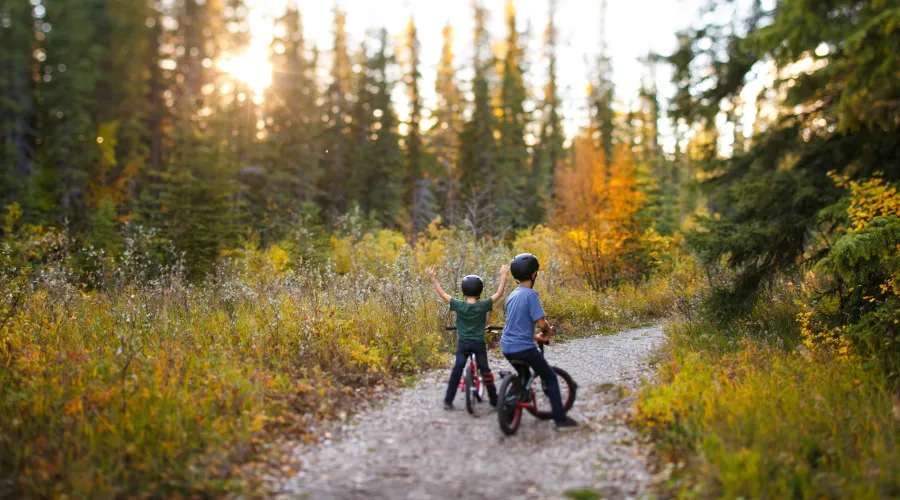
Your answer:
[445,325,504,331]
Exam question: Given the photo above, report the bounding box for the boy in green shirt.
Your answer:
[428,264,509,409]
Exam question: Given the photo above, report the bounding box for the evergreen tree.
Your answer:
[403,16,434,234]
[319,8,353,216]
[363,29,404,225]
[265,7,322,238]
[0,0,37,211]
[494,0,530,230]
[458,2,496,235]
[347,39,375,210]
[531,0,564,226]
[92,0,156,213]
[684,0,900,316]
[590,0,615,169]
[430,22,462,226]
[35,0,104,225]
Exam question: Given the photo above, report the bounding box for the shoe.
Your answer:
[554,417,578,431]
[443,402,454,411]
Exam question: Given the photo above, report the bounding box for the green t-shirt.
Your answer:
[450,298,494,342]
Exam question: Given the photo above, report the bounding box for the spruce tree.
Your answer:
[495,0,529,230]
[319,8,354,216]
[403,16,434,234]
[0,0,37,211]
[430,22,462,226]
[530,0,564,226]
[458,2,496,235]
[265,7,322,237]
[35,0,104,226]
[683,0,900,315]
[92,0,155,213]
[364,29,404,225]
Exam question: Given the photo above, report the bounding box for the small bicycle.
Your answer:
[445,325,503,416]
[496,342,577,435]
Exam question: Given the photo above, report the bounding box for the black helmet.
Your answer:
[510,253,540,281]
[461,275,484,297]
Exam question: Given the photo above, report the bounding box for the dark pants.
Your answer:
[503,347,566,424]
[445,340,498,405]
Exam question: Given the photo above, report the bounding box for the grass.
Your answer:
[0,266,450,497]
[635,315,900,498]
[0,245,682,496]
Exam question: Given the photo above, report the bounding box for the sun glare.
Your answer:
[219,35,272,96]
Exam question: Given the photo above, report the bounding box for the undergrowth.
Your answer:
[635,291,900,498]
[0,222,686,496]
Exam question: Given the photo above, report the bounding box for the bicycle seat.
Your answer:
[509,359,530,367]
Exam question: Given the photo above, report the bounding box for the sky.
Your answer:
[237,0,717,150]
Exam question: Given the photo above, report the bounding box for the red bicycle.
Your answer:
[445,325,503,416]
[496,342,578,435]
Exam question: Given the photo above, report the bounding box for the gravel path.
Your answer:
[276,325,665,500]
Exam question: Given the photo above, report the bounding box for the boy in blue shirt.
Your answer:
[501,253,578,429]
[428,264,509,410]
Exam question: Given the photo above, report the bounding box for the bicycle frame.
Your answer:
[510,343,546,412]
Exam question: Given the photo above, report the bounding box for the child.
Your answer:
[427,264,509,410]
[501,253,577,429]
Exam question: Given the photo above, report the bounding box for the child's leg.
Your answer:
[444,343,468,405]
[472,341,497,405]
[525,350,566,425]
[506,348,566,424]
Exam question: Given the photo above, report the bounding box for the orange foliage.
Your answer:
[554,131,644,289]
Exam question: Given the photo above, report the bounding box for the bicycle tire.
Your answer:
[497,374,523,436]
[464,364,476,415]
[528,366,577,420]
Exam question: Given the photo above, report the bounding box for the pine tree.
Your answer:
[137,0,239,276]
[458,2,496,235]
[347,39,375,211]
[494,0,529,230]
[319,8,353,216]
[265,7,321,238]
[0,1,37,212]
[36,0,105,226]
[430,22,462,226]
[684,0,900,316]
[403,16,433,234]
[530,0,564,226]
[91,0,155,213]
[364,28,404,225]
[590,0,615,169]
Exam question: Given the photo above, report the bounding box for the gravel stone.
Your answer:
[275,325,664,500]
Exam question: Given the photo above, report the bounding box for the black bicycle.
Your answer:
[445,325,503,416]
[496,342,577,435]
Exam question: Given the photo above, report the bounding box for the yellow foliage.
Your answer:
[512,225,564,267]
[636,322,899,498]
[330,229,407,275]
[411,218,452,272]
[831,172,900,230]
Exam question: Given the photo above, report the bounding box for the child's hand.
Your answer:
[534,332,550,344]
[427,265,437,279]
[500,264,509,275]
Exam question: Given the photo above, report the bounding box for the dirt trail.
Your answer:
[276,325,665,500]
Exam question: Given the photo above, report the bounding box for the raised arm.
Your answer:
[427,265,452,304]
[490,264,509,303]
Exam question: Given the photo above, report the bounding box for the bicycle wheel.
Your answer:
[497,374,523,436]
[528,366,577,421]
[464,363,476,415]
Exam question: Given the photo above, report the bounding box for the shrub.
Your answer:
[636,320,900,498]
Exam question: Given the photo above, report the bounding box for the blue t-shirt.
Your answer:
[501,285,546,354]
